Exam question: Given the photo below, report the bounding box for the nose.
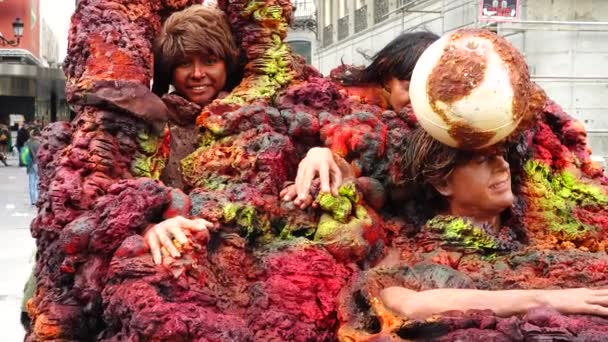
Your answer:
[493,155,510,172]
[191,62,206,80]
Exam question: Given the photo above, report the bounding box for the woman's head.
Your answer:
[404,128,514,220]
[154,5,239,106]
[333,31,439,111]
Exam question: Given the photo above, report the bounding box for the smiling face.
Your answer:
[172,54,227,107]
[434,152,514,219]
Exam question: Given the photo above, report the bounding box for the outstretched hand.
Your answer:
[545,288,608,316]
[143,216,214,265]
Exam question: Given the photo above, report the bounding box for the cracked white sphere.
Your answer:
[410,29,540,149]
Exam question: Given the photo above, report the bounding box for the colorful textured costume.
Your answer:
[27,1,608,341]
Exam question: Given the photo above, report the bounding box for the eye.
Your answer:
[203,56,220,65]
[474,155,488,164]
[175,59,193,68]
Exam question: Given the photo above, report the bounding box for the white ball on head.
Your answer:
[410,29,539,149]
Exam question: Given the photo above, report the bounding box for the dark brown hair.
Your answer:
[332,31,439,86]
[401,128,472,222]
[152,5,241,96]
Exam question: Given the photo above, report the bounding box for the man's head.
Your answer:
[30,128,41,138]
[404,128,514,220]
[155,5,239,106]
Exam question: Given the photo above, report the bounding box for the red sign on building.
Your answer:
[480,0,520,22]
[0,0,41,57]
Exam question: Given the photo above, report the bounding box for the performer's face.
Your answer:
[435,152,514,217]
[172,54,227,107]
[386,77,411,112]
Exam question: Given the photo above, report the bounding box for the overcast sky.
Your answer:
[40,0,75,61]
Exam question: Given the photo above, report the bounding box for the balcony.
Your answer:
[293,0,315,20]
[354,5,368,33]
[338,16,349,41]
[323,24,333,47]
[374,0,389,24]
[291,0,317,33]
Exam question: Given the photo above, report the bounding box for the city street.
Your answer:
[0,155,37,341]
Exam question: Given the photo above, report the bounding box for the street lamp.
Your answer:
[0,18,25,47]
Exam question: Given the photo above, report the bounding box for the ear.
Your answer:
[432,178,454,197]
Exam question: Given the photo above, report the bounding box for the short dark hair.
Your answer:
[401,128,473,224]
[152,5,241,96]
[332,31,439,86]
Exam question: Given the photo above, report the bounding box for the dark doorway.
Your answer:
[0,96,35,125]
[50,91,57,122]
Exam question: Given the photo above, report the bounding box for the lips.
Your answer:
[189,85,210,93]
[489,178,510,191]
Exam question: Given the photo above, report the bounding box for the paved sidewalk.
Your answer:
[0,156,37,341]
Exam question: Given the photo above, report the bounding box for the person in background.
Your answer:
[24,128,41,205]
[282,31,440,209]
[19,127,42,330]
[17,123,30,167]
[0,124,9,166]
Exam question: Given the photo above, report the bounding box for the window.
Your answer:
[397,0,416,8]
[374,0,389,23]
[288,41,312,64]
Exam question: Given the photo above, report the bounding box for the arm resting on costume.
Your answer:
[381,287,608,320]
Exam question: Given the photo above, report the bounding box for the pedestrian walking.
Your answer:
[16,124,30,167]
[23,128,41,205]
[0,124,10,166]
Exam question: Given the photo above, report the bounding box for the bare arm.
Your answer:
[381,287,608,320]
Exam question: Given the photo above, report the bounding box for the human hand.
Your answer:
[282,147,343,209]
[143,216,214,265]
[280,182,314,209]
[543,288,608,316]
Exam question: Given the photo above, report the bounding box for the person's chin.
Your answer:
[189,93,213,106]
[495,191,515,209]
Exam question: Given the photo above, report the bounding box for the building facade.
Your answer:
[287,0,318,64]
[0,0,68,126]
[40,19,60,67]
[313,0,608,160]
[0,0,40,57]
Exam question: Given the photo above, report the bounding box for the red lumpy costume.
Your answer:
[27,1,608,341]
